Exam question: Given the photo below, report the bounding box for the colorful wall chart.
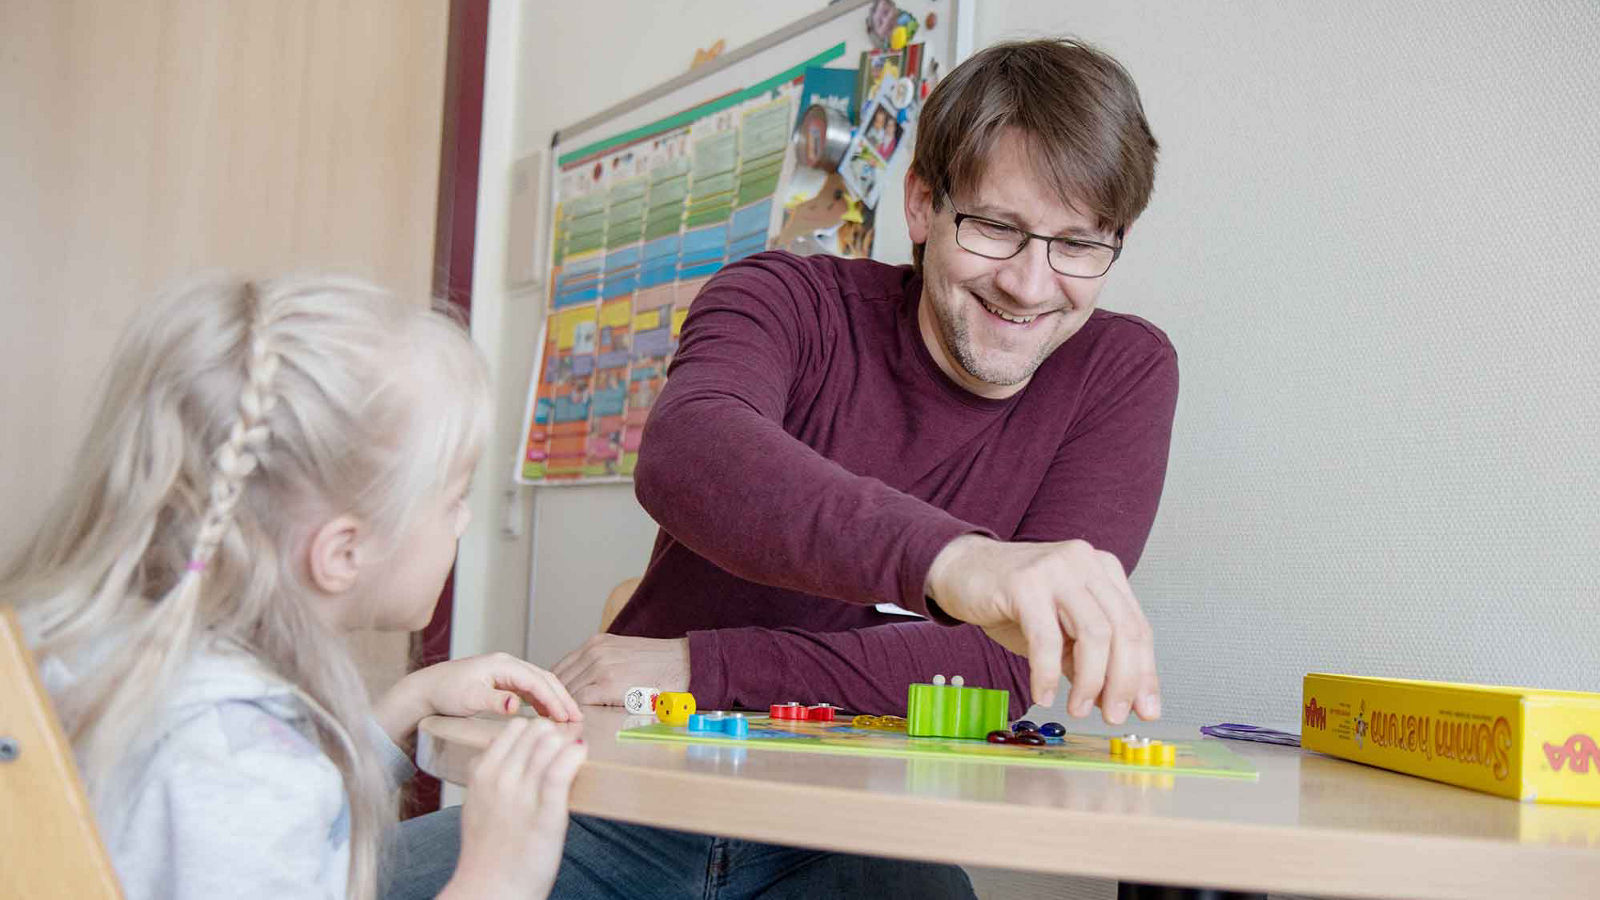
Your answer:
[518,46,846,483]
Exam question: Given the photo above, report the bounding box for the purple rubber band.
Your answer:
[1199,723,1301,746]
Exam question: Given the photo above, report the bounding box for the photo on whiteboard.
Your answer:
[862,101,904,162]
[840,141,889,209]
[774,169,875,259]
[837,83,904,211]
[797,64,859,129]
[856,47,904,113]
[865,0,899,48]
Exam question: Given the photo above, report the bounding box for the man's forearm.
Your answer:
[635,397,983,615]
[686,620,1033,718]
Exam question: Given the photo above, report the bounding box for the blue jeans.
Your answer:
[384,807,466,900]
[383,807,975,900]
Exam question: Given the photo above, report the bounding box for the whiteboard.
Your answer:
[552,0,970,267]
[514,0,972,486]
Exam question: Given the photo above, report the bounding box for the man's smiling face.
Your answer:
[907,128,1120,399]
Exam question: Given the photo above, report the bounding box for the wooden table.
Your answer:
[418,707,1600,899]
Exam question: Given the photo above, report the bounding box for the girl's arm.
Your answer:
[374,652,583,744]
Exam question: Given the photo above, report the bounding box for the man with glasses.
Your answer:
[546,38,1174,897]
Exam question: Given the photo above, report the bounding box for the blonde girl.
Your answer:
[3,275,586,900]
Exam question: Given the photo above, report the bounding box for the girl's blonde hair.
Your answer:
[2,274,490,900]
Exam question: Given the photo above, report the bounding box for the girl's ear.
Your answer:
[306,514,364,595]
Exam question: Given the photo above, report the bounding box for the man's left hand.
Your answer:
[551,635,691,706]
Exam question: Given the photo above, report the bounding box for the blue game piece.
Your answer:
[1039,721,1065,738]
[688,711,748,738]
[1012,720,1037,733]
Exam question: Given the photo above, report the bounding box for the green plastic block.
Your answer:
[906,678,1009,739]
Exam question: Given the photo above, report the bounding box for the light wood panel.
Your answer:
[420,706,1600,900]
[0,0,450,695]
[0,606,122,899]
[0,0,448,552]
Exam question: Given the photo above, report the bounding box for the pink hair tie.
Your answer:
[186,560,207,573]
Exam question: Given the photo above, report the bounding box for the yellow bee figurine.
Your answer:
[654,691,697,726]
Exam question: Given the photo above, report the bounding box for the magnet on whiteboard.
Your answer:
[795,103,853,170]
[888,77,915,110]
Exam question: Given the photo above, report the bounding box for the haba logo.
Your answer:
[1543,734,1600,774]
[1303,698,1328,731]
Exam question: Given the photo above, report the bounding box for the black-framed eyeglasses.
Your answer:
[950,208,1123,279]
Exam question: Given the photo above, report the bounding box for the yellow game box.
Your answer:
[1301,673,1600,804]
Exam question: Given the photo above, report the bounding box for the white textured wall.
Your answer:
[983,0,1600,726]
[966,5,1599,895]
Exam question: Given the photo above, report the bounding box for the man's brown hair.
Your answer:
[910,38,1159,270]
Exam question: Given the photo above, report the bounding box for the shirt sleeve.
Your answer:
[633,254,988,617]
[367,715,417,787]
[112,705,350,900]
[688,620,1033,718]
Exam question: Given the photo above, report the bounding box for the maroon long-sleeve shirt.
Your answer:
[614,251,1178,717]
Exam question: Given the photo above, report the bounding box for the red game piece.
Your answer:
[771,702,838,721]
[770,701,805,720]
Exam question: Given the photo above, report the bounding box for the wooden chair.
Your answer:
[0,605,123,898]
[598,576,641,633]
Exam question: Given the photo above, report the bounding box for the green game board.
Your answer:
[618,715,1258,779]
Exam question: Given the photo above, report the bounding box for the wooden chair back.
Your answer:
[0,605,123,898]
[598,576,642,633]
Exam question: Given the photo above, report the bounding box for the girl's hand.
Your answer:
[375,653,583,743]
[440,717,587,900]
